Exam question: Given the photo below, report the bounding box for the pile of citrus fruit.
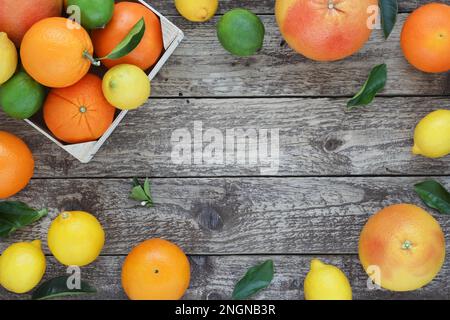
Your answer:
[0,0,161,145]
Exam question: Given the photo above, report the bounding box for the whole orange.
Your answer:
[359,204,445,291]
[20,17,94,88]
[122,238,191,300]
[92,1,164,70]
[0,131,34,199]
[401,3,450,73]
[275,0,378,61]
[0,0,63,47]
[43,73,116,144]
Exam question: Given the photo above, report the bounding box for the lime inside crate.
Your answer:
[25,0,184,163]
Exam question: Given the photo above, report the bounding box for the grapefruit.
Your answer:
[275,0,378,61]
[0,0,63,47]
[359,204,445,291]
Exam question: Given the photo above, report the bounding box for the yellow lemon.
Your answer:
[0,240,46,294]
[48,211,105,266]
[0,32,18,85]
[175,0,218,22]
[412,109,450,158]
[102,64,151,110]
[304,259,352,300]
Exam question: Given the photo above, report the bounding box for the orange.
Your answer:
[20,17,94,88]
[121,238,191,300]
[400,3,450,73]
[92,1,164,70]
[43,73,116,144]
[0,131,34,199]
[359,204,445,291]
[275,0,378,61]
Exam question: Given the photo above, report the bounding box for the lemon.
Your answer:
[175,0,218,22]
[0,32,18,85]
[48,211,105,266]
[412,109,450,158]
[304,259,352,300]
[102,64,151,110]
[0,240,46,294]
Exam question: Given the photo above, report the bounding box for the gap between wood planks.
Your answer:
[30,174,450,180]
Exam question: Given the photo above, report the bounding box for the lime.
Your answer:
[175,0,218,22]
[48,211,105,266]
[0,240,46,294]
[67,0,114,29]
[0,32,17,85]
[102,64,151,110]
[0,70,46,120]
[217,8,265,57]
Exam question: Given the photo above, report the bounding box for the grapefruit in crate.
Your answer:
[43,73,116,144]
[275,0,378,61]
[0,0,63,47]
[0,131,34,199]
[20,17,94,88]
[92,1,164,70]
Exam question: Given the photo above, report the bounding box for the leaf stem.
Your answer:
[83,50,101,66]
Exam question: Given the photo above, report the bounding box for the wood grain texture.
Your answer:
[1,97,448,177]
[2,177,449,255]
[144,14,450,97]
[146,0,450,15]
[1,254,449,300]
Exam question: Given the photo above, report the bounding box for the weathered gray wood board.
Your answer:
[145,14,450,97]
[1,254,449,300]
[2,177,449,255]
[1,97,448,177]
[147,0,450,15]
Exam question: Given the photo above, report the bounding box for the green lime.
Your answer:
[67,0,114,30]
[0,70,46,120]
[217,8,265,57]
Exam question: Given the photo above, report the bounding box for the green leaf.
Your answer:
[144,178,151,198]
[0,201,48,238]
[130,178,153,207]
[414,180,450,214]
[32,276,96,300]
[101,18,146,60]
[347,64,387,109]
[379,0,398,39]
[232,260,274,300]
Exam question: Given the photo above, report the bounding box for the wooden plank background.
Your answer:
[1,0,450,300]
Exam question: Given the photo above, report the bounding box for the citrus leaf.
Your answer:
[0,201,48,238]
[232,260,274,300]
[101,18,146,60]
[144,178,151,200]
[347,64,387,109]
[379,0,398,39]
[130,178,153,207]
[32,276,96,300]
[131,185,148,201]
[414,180,450,214]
